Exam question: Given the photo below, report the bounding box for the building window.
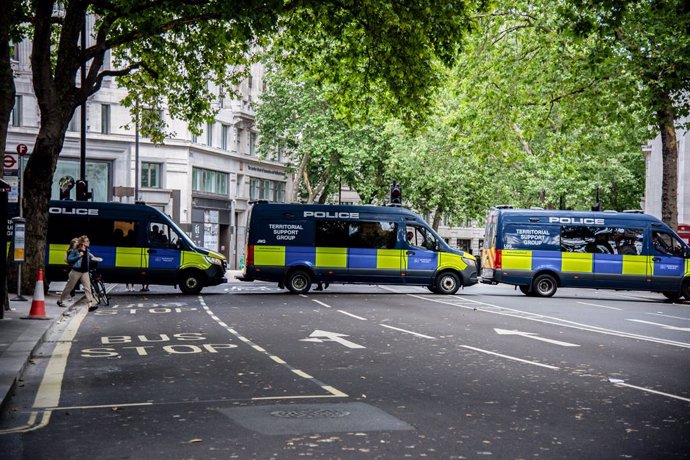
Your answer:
[68,107,80,132]
[192,167,228,195]
[11,95,21,127]
[101,104,110,134]
[221,125,229,150]
[250,133,257,156]
[207,122,214,147]
[141,109,164,137]
[249,178,286,202]
[10,42,19,61]
[141,162,161,188]
[236,127,242,153]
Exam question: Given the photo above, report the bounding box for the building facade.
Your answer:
[6,36,291,269]
[643,116,690,226]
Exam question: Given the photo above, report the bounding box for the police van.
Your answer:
[238,202,478,294]
[481,207,690,300]
[42,201,227,294]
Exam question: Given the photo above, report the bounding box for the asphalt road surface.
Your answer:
[1,281,689,459]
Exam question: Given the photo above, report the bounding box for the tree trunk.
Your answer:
[656,92,678,230]
[21,119,67,293]
[0,4,16,310]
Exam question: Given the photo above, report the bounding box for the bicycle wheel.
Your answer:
[91,275,109,306]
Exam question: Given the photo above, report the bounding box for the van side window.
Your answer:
[406,225,438,251]
[652,231,684,257]
[149,222,180,248]
[113,221,137,247]
[315,221,348,247]
[348,221,397,249]
[561,226,643,255]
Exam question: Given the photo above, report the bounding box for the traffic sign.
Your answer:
[3,154,17,169]
[16,144,28,155]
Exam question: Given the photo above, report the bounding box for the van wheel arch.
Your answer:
[179,269,204,295]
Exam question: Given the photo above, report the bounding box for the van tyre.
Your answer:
[518,285,533,296]
[180,271,203,295]
[286,270,311,294]
[681,279,690,301]
[662,291,682,301]
[532,274,557,297]
[435,272,460,295]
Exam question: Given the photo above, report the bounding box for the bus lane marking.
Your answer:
[608,378,690,403]
[494,328,580,347]
[461,345,560,370]
[337,310,367,321]
[577,301,622,311]
[626,319,690,332]
[380,324,435,340]
[407,294,690,349]
[198,296,348,400]
[0,304,90,434]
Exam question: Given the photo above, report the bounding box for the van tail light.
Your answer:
[494,249,502,269]
[247,245,254,266]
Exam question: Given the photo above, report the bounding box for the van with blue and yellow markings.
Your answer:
[481,207,690,300]
[238,202,478,294]
[42,201,227,294]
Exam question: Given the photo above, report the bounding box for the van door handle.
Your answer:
[148,249,156,254]
[652,256,661,262]
[406,250,415,255]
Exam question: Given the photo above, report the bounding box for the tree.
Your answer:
[255,67,390,204]
[442,0,648,212]
[560,0,690,228]
[2,0,484,291]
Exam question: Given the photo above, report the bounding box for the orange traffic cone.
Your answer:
[22,268,51,320]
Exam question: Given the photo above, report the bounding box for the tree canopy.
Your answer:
[1,0,485,291]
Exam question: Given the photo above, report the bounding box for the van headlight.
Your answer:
[204,256,223,266]
[462,257,476,267]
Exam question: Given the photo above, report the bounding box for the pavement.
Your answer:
[0,270,244,414]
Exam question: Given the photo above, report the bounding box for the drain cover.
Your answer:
[270,408,351,419]
[219,402,414,435]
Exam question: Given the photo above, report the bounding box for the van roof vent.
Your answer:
[622,209,643,214]
[529,206,544,210]
[603,210,617,213]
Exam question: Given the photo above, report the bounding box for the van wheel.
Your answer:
[180,271,203,295]
[518,285,533,296]
[532,274,557,297]
[435,272,460,295]
[662,291,682,301]
[682,279,690,300]
[286,270,311,294]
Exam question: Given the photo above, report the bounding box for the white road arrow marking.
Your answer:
[299,330,366,349]
[494,328,580,347]
[627,319,690,331]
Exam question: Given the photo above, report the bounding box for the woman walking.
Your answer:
[58,235,102,311]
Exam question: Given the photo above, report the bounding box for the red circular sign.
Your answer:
[3,154,17,169]
[16,144,28,155]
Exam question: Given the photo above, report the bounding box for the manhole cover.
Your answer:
[270,409,351,419]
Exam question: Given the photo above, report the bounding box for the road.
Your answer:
[1,281,689,459]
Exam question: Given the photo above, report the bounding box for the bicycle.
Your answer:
[89,269,110,306]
